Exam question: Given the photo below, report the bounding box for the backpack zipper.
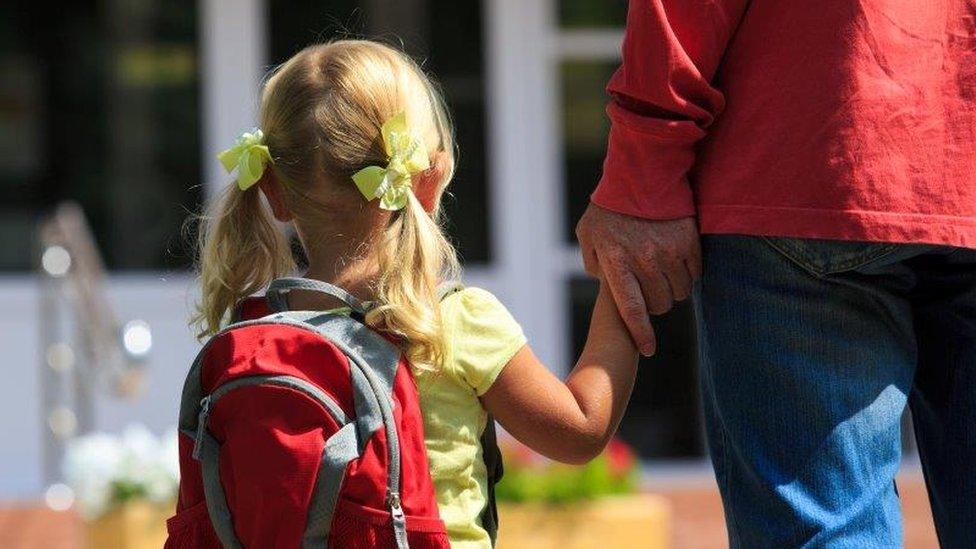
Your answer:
[335,344,407,544]
[185,313,410,544]
[192,395,211,459]
[387,489,405,517]
[387,489,406,528]
[191,374,350,461]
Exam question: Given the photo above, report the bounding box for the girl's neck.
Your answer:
[287,207,388,310]
[304,260,375,297]
[291,243,379,311]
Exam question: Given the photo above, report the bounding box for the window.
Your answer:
[556,2,705,458]
[561,60,616,243]
[0,1,202,271]
[559,0,627,28]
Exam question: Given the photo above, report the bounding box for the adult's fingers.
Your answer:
[662,259,693,302]
[580,238,602,278]
[575,207,602,279]
[600,253,657,356]
[640,266,675,315]
[686,238,703,281]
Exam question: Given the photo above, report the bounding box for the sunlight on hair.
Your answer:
[192,40,460,369]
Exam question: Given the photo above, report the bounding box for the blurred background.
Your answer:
[0,0,938,547]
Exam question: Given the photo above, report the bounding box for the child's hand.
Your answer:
[588,281,638,355]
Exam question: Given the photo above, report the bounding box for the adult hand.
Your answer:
[576,204,701,356]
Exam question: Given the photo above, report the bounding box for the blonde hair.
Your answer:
[192,40,461,368]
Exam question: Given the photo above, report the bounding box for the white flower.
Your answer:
[160,427,180,482]
[62,424,180,519]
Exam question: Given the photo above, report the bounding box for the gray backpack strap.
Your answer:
[437,280,464,301]
[269,278,459,315]
[479,416,503,545]
[298,313,409,549]
[303,422,360,547]
[178,330,244,548]
[179,317,357,549]
[267,277,369,315]
[198,430,243,548]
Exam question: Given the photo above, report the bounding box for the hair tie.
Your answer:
[352,112,430,211]
[217,129,272,191]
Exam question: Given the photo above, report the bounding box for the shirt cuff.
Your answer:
[591,102,700,220]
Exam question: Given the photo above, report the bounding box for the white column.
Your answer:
[485,0,568,372]
[200,0,267,200]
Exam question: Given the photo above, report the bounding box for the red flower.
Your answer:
[606,438,636,478]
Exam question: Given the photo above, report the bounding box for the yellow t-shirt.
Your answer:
[415,287,526,548]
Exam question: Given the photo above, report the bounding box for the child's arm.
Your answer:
[480,283,639,464]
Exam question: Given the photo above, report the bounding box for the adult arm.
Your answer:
[577,0,749,355]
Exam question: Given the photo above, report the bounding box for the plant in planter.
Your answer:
[495,434,671,549]
[63,424,178,548]
[497,435,638,503]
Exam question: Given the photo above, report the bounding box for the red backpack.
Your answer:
[164,278,457,548]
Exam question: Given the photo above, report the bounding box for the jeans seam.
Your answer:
[709,389,742,549]
[945,245,968,259]
[828,244,898,272]
[760,237,899,276]
[760,236,826,277]
[720,425,742,549]
[699,321,741,548]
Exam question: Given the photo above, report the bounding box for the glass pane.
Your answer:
[561,60,616,243]
[268,0,491,264]
[267,0,360,60]
[569,276,704,458]
[0,1,202,271]
[428,0,491,265]
[559,0,628,28]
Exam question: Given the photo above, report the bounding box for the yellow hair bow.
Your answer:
[217,129,272,191]
[352,112,430,211]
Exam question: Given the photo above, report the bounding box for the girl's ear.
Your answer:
[258,171,294,222]
[414,151,450,213]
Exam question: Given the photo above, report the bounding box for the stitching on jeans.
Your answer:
[760,237,825,277]
[698,299,741,547]
[945,245,968,259]
[720,422,741,548]
[827,244,897,272]
[760,237,898,277]
[707,363,740,547]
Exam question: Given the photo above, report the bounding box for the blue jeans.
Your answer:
[696,236,976,548]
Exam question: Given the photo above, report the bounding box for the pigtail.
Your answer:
[191,184,294,338]
[365,59,461,369]
[368,191,460,369]
[191,40,462,367]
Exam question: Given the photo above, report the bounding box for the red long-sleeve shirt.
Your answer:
[593,0,976,248]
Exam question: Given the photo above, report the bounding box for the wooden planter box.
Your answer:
[86,501,171,549]
[496,493,671,549]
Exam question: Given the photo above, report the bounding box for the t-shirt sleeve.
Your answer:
[592,0,749,220]
[441,287,527,396]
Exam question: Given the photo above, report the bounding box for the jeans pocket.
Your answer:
[760,236,897,277]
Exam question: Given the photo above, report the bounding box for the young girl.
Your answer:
[194,40,637,548]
